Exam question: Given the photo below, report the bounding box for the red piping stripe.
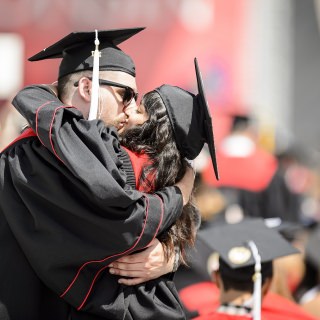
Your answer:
[60,194,151,302]
[36,103,76,164]
[49,106,64,163]
[76,195,150,310]
[35,101,55,146]
[76,264,112,310]
[76,194,164,310]
[1,128,36,152]
[48,106,74,164]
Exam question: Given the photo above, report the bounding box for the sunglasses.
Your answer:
[74,77,139,107]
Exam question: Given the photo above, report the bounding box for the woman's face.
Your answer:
[118,102,148,134]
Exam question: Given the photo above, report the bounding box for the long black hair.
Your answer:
[120,91,200,265]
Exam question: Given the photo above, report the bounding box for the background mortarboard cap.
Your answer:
[155,58,219,180]
[28,27,144,78]
[197,218,299,269]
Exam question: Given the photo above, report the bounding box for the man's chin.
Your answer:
[117,124,128,136]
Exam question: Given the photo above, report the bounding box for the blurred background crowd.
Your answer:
[1,0,320,319]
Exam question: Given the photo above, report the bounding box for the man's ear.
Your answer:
[77,77,92,102]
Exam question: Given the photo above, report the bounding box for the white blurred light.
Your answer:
[179,0,214,32]
[225,204,244,224]
[194,148,210,173]
[0,33,24,99]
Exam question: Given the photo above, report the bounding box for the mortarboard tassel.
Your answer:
[247,241,261,320]
[88,30,101,120]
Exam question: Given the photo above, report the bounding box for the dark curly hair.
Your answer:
[120,91,200,265]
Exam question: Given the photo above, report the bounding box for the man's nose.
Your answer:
[123,104,137,115]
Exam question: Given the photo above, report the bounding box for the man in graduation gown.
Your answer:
[0,28,194,320]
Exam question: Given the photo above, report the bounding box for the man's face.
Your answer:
[96,70,138,127]
[117,102,149,135]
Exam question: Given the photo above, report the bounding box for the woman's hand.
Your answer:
[108,238,175,286]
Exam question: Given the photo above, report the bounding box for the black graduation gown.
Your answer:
[0,85,185,319]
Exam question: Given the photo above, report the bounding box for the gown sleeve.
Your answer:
[12,85,183,232]
[1,85,184,311]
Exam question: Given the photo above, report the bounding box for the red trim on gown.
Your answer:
[1,127,36,152]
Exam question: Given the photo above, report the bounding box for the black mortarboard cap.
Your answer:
[28,27,144,79]
[197,218,298,270]
[155,58,219,180]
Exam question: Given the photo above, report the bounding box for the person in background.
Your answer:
[179,218,317,320]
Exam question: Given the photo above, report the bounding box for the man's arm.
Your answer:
[9,85,194,304]
[13,85,189,233]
